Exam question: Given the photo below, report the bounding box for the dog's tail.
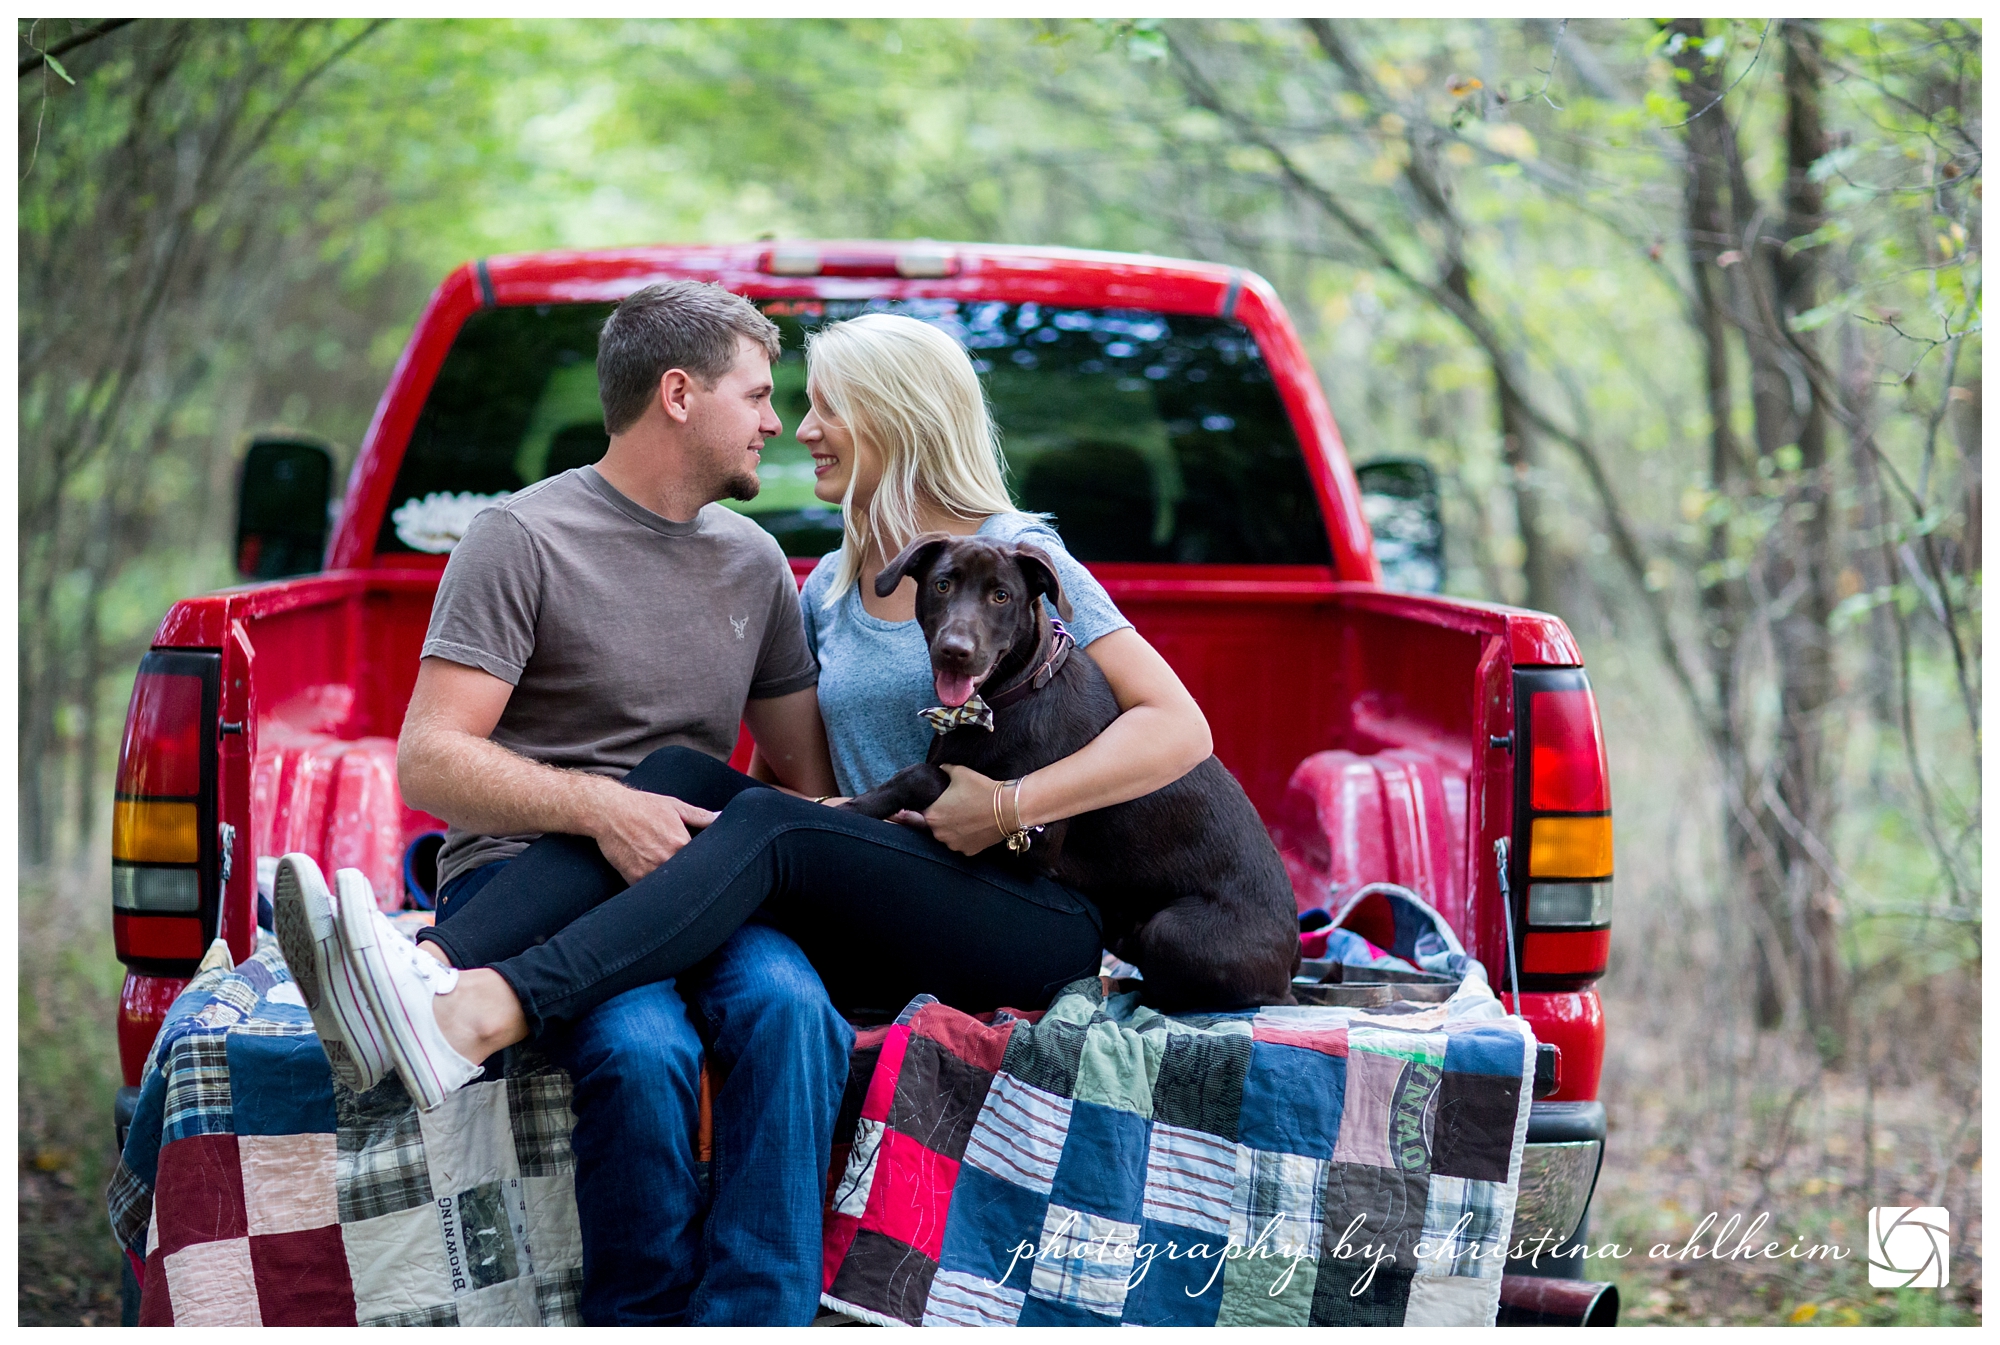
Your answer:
[1120,898,1299,1014]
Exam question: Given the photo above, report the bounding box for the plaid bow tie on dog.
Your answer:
[919,696,994,734]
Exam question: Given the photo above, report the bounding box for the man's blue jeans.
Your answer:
[442,862,852,1325]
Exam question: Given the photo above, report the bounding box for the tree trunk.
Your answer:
[1770,18,1845,1057]
[1669,17,1791,1029]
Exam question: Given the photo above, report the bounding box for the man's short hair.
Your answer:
[597,281,783,435]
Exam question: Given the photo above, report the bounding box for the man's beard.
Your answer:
[692,426,762,504]
[720,463,761,503]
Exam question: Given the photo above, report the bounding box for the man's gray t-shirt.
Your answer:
[422,466,818,888]
[800,513,1132,798]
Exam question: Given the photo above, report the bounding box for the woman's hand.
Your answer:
[922,764,1006,855]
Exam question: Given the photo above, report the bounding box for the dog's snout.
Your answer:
[935,629,977,665]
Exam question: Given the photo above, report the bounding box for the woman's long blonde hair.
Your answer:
[805,313,1017,606]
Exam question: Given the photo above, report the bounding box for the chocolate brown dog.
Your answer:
[843,532,1300,1011]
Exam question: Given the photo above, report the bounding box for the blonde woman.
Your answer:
[339,313,1213,1098]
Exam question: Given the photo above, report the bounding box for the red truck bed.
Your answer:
[112,244,1614,1314]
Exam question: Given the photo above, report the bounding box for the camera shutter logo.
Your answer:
[1867,1207,1949,1288]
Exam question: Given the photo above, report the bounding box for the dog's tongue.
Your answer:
[934,670,977,708]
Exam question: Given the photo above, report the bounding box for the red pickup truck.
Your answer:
[111,241,1615,1308]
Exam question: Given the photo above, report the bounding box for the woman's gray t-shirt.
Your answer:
[801,513,1133,798]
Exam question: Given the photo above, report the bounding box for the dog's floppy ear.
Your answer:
[876,532,955,598]
[1011,544,1074,621]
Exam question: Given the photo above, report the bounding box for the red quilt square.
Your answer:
[911,1001,1013,1074]
[152,1134,248,1257]
[138,1248,174,1326]
[862,1127,960,1262]
[823,1210,862,1291]
[861,1025,912,1124]
[250,1224,358,1325]
[1252,1020,1350,1058]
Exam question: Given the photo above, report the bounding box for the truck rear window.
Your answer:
[378,298,1331,566]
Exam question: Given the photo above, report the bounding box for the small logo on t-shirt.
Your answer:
[730,615,748,640]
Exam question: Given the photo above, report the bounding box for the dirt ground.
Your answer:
[18,875,129,1326]
[1586,970,1982,1326]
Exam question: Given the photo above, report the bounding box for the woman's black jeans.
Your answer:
[419,747,1104,1032]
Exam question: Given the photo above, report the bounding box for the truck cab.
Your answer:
[112,241,1613,1284]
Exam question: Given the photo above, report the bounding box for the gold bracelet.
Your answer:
[811,795,832,804]
[991,781,1011,839]
[1006,777,1028,835]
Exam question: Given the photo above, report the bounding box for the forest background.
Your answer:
[15,17,1981,1325]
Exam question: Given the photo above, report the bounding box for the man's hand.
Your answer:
[922,763,1006,856]
[589,786,719,885]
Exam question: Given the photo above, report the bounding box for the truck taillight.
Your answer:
[112,651,221,970]
[1512,669,1612,986]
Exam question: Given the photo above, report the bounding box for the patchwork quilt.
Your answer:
[110,894,1536,1328]
[105,937,584,1326]
[820,975,1535,1328]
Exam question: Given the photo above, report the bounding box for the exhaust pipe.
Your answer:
[1497,1275,1619,1326]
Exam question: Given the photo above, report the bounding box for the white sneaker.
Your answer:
[334,867,482,1112]
[271,854,393,1092]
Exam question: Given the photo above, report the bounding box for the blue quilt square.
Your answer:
[1049,1099,1150,1223]
[940,1162,1054,1286]
[1018,1293,1120,1327]
[1237,1041,1345,1158]
[1443,1023,1528,1077]
[121,1073,169,1187]
[1122,1218,1227,1326]
[227,1034,336,1136]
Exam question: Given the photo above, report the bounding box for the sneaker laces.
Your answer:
[374,909,460,995]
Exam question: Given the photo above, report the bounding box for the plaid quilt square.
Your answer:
[534,1266,584,1325]
[336,1098,433,1223]
[1230,1146,1326,1258]
[1417,1173,1514,1279]
[1028,1202,1141,1318]
[504,1063,575,1176]
[162,1035,235,1142]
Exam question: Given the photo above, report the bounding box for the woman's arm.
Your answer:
[919,626,1212,855]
